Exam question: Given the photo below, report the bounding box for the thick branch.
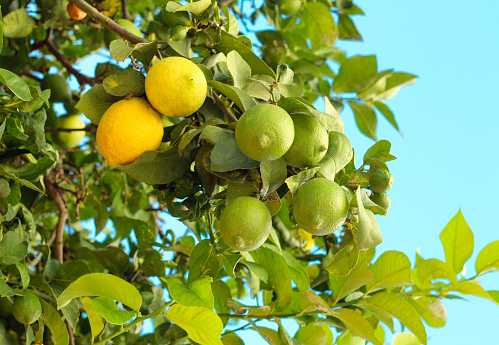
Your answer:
[45,37,96,86]
[43,175,68,263]
[121,0,131,20]
[69,0,148,45]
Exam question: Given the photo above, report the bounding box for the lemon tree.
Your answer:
[0,1,497,345]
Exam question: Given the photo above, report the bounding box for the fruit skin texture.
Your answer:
[293,178,348,236]
[12,292,42,325]
[284,114,329,168]
[52,115,86,148]
[371,192,391,213]
[67,2,87,20]
[145,57,207,118]
[369,170,394,193]
[104,19,142,46]
[219,197,272,252]
[40,74,72,103]
[96,97,164,166]
[235,104,295,161]
[279,0,302,16]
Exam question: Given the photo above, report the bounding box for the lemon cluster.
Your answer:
[96,57,207,166]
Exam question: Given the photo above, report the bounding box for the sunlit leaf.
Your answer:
[41,300,69,345]
[439,209,474,274]
[163,277,214,309]
[365,251,412,293]
[475,240,499,276]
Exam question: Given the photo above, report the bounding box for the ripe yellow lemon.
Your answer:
[219,197,272,252]
[52,115,86,148]
[12,292,42,325]
[293,178,348,236]
[235,104,294,161]
[96,97,164,166]
[283,114,329,168]
[145,57,207,118]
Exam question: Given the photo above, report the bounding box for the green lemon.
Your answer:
[40,74,72,103]
[235,104,295,161]
[219,197,272,252]
[170,25,187,41]
[293,178,348,236]
[371,192,391,213]
[52,115,86,148]
[369,170,394,193]
[104,19,142,47]
[283,114,329,168]
[12,292,42,325]
[279,0,302,16]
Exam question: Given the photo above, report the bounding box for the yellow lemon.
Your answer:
[145,57,207,118]
[96,97,163,166]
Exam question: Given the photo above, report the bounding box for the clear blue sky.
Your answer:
[71,0,499,343]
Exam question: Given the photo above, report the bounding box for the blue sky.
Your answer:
[67,0,499,343]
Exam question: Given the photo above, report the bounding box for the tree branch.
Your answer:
[69,0,148,45]
[212,90,238,123]
[43,175,68,263]
[121,0,131,20]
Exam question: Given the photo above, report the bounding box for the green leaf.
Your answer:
[15,262,30,291]
[40,299,69,345]
[214,31,275,78]
[376,72,418,99]
[90,296,135,325]
[329,253,373,304]
[319,131,353,181]
[57,273,142,311]
[260,157,287,197]
[373,101,402,134]
[18,86,50,113]
[355,188,383,249]
[277,65,294,85]
[296,2,338,50]
[336,331,365,345]
[329,308,381,345]
[475,240,499,275]
[392,333,421,345]
[76,84,122,125]
[227,51,251,89]
[407,297,446,328]
[0,231,28,265]
[248,326,282,345]
[449,280,499,304]
[295,325,333,345]
[103,69,146,97]
[210,133,259,171]
[281,250,310,291]
[169,0,211,15]
[0,68,32,101]
[324,97,344,132]
[222,333,245,345]
[358,292,427,345]
[165,304,224,345]
[220,253,242,279]
[163,277,214,309]
[285,167,320,194]
[338,15,362,41]
[413,258,456,289]
[188,240,220,283]
[326,245,359,277]
[348,101,377,141]
[208,80,257,112]
[0,279,17,297]
[118,144,194,185]
[109,39,134,61]
[333,55,378,94]
[365,251,412,294]
[222,6,239,36]
[363,140,397,165]
[0,166,45,194]
[2,8,35,38]
[82,297,104,339]
[212,280,232,325]
[439,209,474,274]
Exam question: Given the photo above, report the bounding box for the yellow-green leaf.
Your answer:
[329,253,373,304]
[392,333,421,345]
[475,240,499,276]
[413,258,456,289]
[439,209,474,274]
[41,300,69,345]
[82,297,104,339]
[328,308,381,345]
[365,251,412,294]
[407,297,446,328]
[448,281,499,304]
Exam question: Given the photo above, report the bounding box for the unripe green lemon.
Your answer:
[371,192,391,213]
[52,115,86,148]
[104,19,142,47]
[369,170,394,193]
[278,0,302,16]
[40,74,72,103]
[219,197,272,252]
[284,114,328,168]
[170,25,187,41]
[293,178,348,236]
[162,3,191,28]
[12,292,42,325]
[235,104,295,161]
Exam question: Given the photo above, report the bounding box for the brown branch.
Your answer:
[45,37,96,87]
[212,90,238,123]
[121,0,131,20]
[43,175,68,263]
[69,0,148,45]
[45,125,96,133]
[65,320,75,345]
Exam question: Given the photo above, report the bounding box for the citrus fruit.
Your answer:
[40,74,72,103]
[67,2,87,20]
[145,57,207,118]
[104,19,142,47]
[371,192,391,213]
[12,292,42,325]
[219,197,272,252]
[52,115,86,148]
[261,46,287,70]
[235,104,294,161]
[170,25,187,41]
[369,170,394,193]
[293,178,348,236]
[283,114,328,167]
[279,0,302,16]
[162,3,191,28]
[96,97,164,166]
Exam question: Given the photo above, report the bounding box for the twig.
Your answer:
[45,125,96,133]
[69,0,148,45]
[43,175,68,263]
[121,0,131,20]
[44,37,96,86]
[65,320,75,345]
[212,90,238,123]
